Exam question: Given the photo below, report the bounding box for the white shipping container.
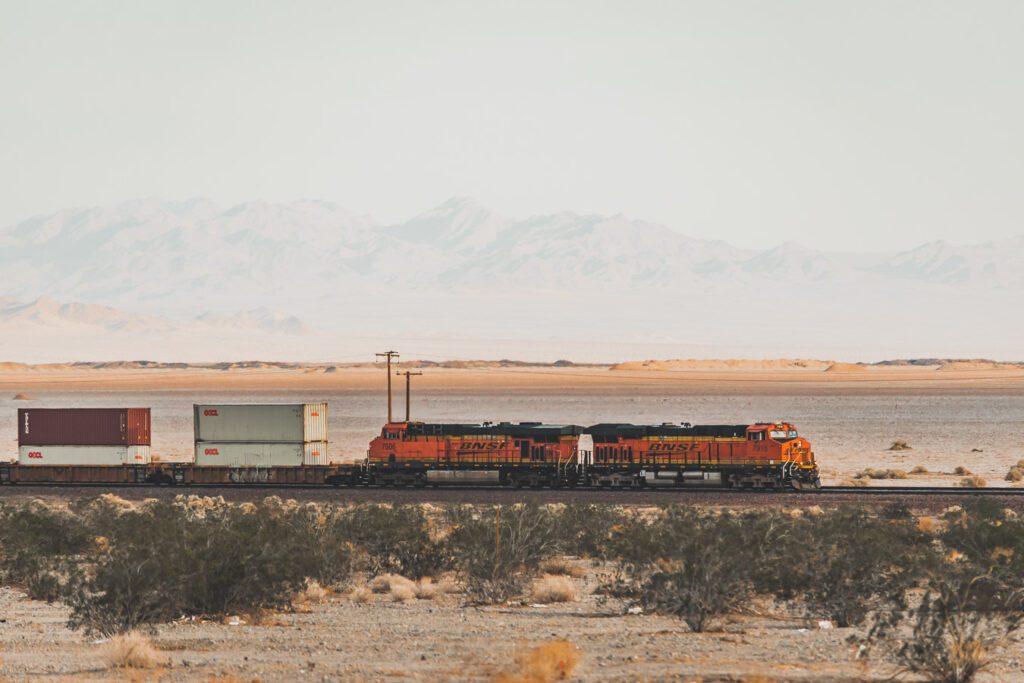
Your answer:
[194,441,328,467]
[193,403,328,443]
[18,445,152,466]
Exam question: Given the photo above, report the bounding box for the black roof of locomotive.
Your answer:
[586,423,750,438]
[403,422,583,437]
[400,422,749,439]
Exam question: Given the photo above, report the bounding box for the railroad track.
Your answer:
[0,483,1022,494]
[816,486,1024,496]
[2,483,1023,509]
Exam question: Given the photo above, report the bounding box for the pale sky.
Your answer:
[1,0,1021,250]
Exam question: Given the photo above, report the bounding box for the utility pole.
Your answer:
[397,370,423,421]
[376,351,399,422]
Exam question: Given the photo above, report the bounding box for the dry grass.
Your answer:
[369,574,420,602]
[292,579,329,610]
[350,585,374,603]
[415,578,440,600]
[436,575,462,594]
[540,558,587,578]
[370,573,417,594]
[910,465,929,474]
[390,583,417,602]
[917,516,936,533]
[493,640,582,683]
[854,468,907,480]
[959,476,987,488]
[839,478,869,487]
[248,609,289,626]
[954,466,973,476]
[99,632,165,669]
[531,576,578,604]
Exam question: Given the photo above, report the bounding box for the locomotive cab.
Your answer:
[747,422,819,489]
[747,423,800,443]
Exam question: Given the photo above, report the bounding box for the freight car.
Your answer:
[0,412,819,491]
[365,420,820,490]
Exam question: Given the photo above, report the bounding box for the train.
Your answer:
[366,420,820,490]
[0,404,820,490]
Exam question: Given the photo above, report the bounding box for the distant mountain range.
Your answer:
[0,198,1020,362]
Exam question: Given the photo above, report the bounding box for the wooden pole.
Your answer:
[375,351,399,422]
[397,370,423,421]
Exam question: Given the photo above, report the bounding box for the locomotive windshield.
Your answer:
[770,429,799,441]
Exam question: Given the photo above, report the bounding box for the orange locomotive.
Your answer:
[586,422,819,489]
[367,420,820,490]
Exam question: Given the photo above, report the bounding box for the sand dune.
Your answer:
[0,359,1023,396]
[611,359,832,372]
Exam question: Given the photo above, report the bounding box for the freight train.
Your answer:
[0,407,820,490]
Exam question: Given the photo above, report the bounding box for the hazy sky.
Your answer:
[1,1,1021,250]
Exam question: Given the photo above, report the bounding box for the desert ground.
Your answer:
[1,361,1024,681]
[2,495,1024,683]
[5,571,1024,683]
[1,360,1023,484]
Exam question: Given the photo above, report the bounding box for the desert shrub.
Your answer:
[65,498,355,634]
[446,504,560,604]
[1004,466,1023,482]
[865,569,1023,683]
[888,440,912,451]
[959,476,986,488]
[954,466,972,476]
[0,502,90,600]
[939,502,1024,581]
[854,468,908,480]
[551,504,627,559]
[758,507,935,627]
[605,508,757,632]
[333,504,448,579]
[910,465,929,474]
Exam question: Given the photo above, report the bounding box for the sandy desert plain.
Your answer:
[1,359,1024,682]
[1,358,1023,484]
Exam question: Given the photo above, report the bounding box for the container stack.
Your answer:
[193,403,328,467]
[17,408,152,465]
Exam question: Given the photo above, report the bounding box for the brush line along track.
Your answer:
[0,483,1020,495]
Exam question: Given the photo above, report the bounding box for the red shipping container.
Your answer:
[18,408,151,446]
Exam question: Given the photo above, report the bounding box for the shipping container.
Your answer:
[194,441,327,467]
[193,403,327,443]
[18,408,151,446]
[18,444,152,466]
